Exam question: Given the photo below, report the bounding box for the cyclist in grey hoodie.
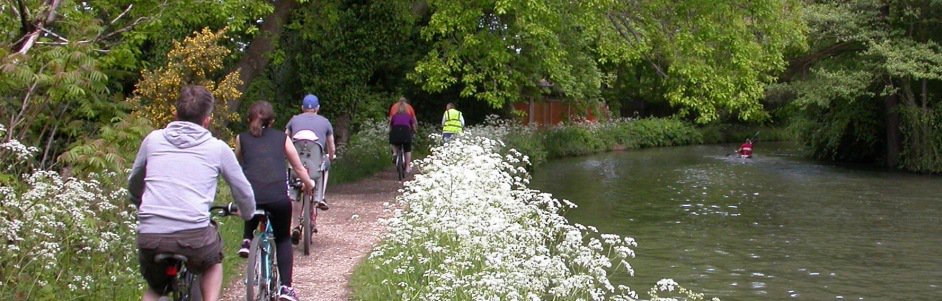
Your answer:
[128,85,256,301]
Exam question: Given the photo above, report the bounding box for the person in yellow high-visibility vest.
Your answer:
[441,102,464,143]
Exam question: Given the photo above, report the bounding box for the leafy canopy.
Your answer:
[410,0,806,123]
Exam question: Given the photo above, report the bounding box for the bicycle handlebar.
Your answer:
[210,203,239,217]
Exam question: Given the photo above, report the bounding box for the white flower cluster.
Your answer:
[0,126,138,298]
[0,123,39,161]
[336,118,390,160]
[367,128,639,301]
[647,278,719,301]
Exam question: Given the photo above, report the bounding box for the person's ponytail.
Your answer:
[247,101,275,137]
[249,116,263,137]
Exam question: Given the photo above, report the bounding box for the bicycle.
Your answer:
[154,204,237,301]
[297,174,325,256]
[289,139,328,256]
[289,161,326,256]
[393,143,406,181]
[245,209,281,301]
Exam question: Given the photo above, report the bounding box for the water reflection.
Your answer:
[531,143,942,301]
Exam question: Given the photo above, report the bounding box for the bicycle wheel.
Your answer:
[268,243,281,301]
[396,147,405,181]
[182,271,202,301]
[245,236,268,301]
[302,193,313,256]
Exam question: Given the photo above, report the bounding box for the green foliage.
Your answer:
[0,170,140,300]
[413,0,805,123]
[789,96,884,162]
[102,0,275,88]
[1,35,111,170]
[329,120,393,184]
[130,28,243,141]
[1,0,278,174]
[614,1,807,123]
[282,0,420,129]
[413,0,613,108]
[543,125,610,157]
[781,0,942,169]
[59,114,154,177]
[330,118,440,184]
[698,124,792,145]
[899,106,942,172]
[502,118,702,167]
[503,129,548,166]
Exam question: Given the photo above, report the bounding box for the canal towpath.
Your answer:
[220,168,405,301]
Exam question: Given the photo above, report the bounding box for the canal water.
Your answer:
[529,143,941,301]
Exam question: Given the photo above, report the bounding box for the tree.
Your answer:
[411,0,611,109]
[409,0,805,123]
[779,0,942,171]
[1,0,273,171]
[130,28,243,141]
[279,0,422,145]
[1,14,109,169]
[606,0,806,123]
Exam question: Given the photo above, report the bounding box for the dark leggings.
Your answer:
[242,199,294,286]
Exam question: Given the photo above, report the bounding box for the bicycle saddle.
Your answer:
[154,253,188,263]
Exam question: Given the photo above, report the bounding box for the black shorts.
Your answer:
[389,126,413,152]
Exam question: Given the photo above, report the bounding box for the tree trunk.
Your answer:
[921,78,928,110]
[231,0,300,109]
[333,113,351,148]
[885,91,901,168]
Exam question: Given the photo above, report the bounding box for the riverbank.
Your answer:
[503,117,789,168]
[219,168,406,301]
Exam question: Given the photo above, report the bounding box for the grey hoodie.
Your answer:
[128,121,255,233]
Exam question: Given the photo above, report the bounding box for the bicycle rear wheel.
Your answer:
[302,193,313,256]
[182,271,202,301]
[396,147,405,181]
[269,246,281,301]
[170,269,201,301]
[245,236,268,301]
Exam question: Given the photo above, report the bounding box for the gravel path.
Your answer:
[220,168,405,301]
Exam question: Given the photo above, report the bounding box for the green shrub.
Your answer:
[330,119,392,184]
[698,123,791,145]
[543,125,607,157]
[59,115,154,178]
[499,118,704,166]
[503,129,547,166]
[899,106,942,173]
[329,119,438,183]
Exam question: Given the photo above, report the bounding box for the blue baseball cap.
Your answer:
[302,94,319,109]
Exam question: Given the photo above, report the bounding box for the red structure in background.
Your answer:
[512,99,609,126]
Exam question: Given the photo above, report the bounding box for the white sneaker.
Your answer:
[279,286,299,301]
[237,239,250,258]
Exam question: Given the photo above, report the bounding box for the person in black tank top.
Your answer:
[235,101,314,301]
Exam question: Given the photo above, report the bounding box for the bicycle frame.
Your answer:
[246,210,280,301]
